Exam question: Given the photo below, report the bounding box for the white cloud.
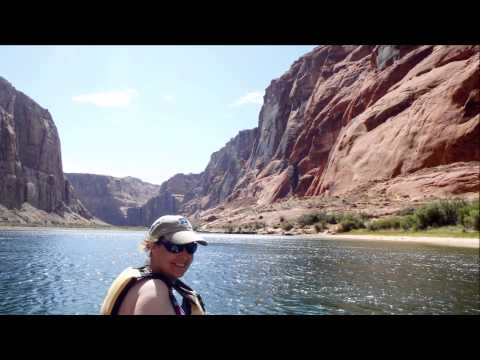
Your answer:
[72,89,138,107]
[231,91,264,106]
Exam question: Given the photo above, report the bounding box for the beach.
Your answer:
[1,224,478,249]
[310,233,480,249]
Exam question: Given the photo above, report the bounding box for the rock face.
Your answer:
[184,129,258,212]
[307,45,480,198]
[237,45,479,204]
[25,45,476,228]
[200,45,478,209]
[126,173,202,226]
[127,128,258,226]
[66,173,161,226]
[126,45,479,226]
[0,77,93,224]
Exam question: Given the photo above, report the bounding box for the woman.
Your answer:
[100,215,207,315]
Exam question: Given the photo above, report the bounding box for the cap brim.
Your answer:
[167,230,208,246]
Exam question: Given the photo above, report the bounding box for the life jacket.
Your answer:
[100,266,206,315]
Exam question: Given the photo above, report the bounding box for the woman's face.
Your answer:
[150,242,193,280]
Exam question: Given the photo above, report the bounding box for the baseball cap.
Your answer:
[148,215,207,246]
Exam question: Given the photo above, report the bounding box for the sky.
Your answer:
[0,46,316,185]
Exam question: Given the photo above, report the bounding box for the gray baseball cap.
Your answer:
[149,215,207,246]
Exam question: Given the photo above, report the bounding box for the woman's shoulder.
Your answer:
[119,275,169,301]
[137,277,171,296]
[133,278,176,314]
[121,279,175,315]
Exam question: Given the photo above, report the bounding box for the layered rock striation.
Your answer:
[128,46,479,226]
[66,173,161,226]
[123,128,258,226]
[125,173,202,226]
[0,77,93,225]
[33,45,478,227]
[240,45,479,204]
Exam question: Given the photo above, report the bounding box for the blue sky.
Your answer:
[0,46,316,185]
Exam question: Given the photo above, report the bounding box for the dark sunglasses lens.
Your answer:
[170,244,182,253]
[161,240,197,254]
[161,241,180,253]
[186,243,198,254]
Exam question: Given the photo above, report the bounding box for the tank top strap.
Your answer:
[167,287,185,315]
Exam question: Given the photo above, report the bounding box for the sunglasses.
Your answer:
[157,239,198,255]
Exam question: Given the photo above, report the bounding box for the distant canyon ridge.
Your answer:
[1,45,479,228]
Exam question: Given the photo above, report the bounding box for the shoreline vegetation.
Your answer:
[202,198,480,249]
[1,223,477,249]
[219,199,479,234]
[1,199,478,249]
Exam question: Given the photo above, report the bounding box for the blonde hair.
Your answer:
[138,233,157,254]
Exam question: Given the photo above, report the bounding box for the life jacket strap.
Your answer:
[110,277,138,315]
[138,268,206,315]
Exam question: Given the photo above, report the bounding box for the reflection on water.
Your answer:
[0,230,478,314]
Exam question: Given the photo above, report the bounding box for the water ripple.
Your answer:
[0,230,478,314]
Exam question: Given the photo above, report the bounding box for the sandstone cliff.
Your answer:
[126,173,202,226]
[306,45,479,198]
[125,46,479,228]
[40,45,478,229]
[66,173,161,226]
[0,76,95,226]
[125,128,258,226]
[232,45,479,206]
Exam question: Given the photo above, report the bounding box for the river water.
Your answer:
[0,229,478,315]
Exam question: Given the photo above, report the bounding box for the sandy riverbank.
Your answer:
[302,233,480,249]
[199,227,479,249]
[1,224,478,249]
